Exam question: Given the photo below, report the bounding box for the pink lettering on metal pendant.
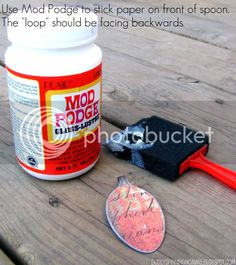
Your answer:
[106,176,165,253]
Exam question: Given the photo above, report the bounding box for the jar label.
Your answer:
[7,64,102,176]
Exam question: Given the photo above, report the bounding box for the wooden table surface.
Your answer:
[0,0,236,264]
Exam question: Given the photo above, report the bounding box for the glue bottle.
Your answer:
[5,9,102,180]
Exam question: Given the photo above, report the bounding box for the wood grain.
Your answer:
[2,0,236,51]
[0,81,170,264]
[0,105,235,264]
[1,6,236,94]
[0,0,235,263]
[109,0,236,51]
[97,23,236,95]
[0,67,8,101]
[101,47,236,163]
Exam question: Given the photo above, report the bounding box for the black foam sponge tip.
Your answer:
[107,116,209,181]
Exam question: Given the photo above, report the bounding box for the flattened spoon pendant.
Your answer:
[106,176,165,253]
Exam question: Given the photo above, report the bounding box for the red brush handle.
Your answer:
[189,153,236,190]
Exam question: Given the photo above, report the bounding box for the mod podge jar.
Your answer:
[5,8,102,180]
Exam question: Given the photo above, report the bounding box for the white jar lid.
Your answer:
[7,8,98,49]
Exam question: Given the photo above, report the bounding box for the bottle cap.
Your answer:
[7,8,98,49]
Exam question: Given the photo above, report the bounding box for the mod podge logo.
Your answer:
[46,81,101,143]
[55,89,99,127]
